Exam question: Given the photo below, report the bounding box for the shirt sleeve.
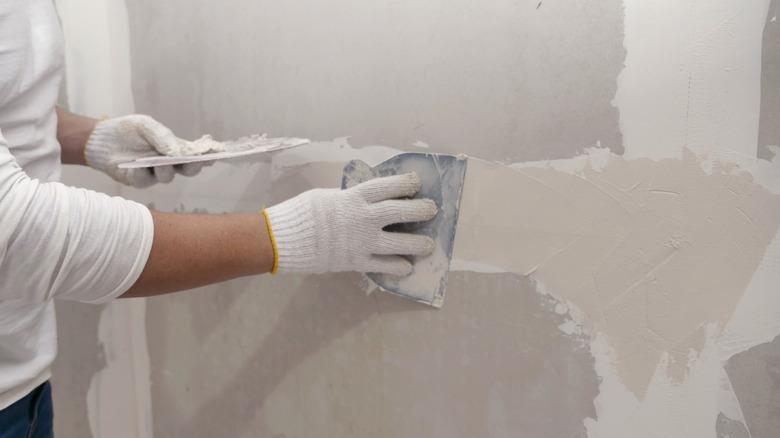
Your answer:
[0,129,154,304]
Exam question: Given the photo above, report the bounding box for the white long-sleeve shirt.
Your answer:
[0,0,154,409]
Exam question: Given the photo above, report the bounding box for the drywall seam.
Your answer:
[55,0,154,437]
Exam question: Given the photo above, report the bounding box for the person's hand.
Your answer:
[263,173,438,276]
[84,115,211,188]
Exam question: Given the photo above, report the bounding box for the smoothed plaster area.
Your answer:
[455,151,780,398]
[615,0,769,160]
[124,0,624,162]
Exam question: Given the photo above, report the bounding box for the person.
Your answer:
[0,1,437,436]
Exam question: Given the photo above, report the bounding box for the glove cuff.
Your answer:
[264,195,320,273]
[84,120,118,172]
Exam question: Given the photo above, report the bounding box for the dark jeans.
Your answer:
[0,382,53,438]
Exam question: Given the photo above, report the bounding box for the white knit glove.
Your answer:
[85,115,210,188]
[263,173,438,276]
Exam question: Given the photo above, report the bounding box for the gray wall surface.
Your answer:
[50,0,780,437]
[121,1,624,436]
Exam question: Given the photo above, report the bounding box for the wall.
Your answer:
[52,0,780,437]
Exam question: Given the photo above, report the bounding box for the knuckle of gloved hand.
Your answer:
[128,114,152,130]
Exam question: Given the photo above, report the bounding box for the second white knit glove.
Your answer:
[263,173,438,276]
[85,115,211,188]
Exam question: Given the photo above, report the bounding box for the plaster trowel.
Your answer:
[342,152,467,308]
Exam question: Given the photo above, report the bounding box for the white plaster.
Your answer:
[614,0,770,161]
[87,301,153,438]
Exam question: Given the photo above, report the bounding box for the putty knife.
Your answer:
[342,152,467,308]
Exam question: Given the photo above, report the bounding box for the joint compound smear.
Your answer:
[453,149,780,398]
[175,134,282,156]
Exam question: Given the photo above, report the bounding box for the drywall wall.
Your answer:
[759,0,780,160]
[49,0,780,437]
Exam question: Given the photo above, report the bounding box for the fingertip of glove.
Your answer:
[421,236,436,255]
[402,172,422,193]
[377,256,413,277]
[421,199,438,219]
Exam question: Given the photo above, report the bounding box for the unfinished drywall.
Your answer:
[140,272,597,437]
[725,335,780,437]
[49,0,780,437]
[125,0,624,163]
[455,151,780,398]
[119,1,626,435]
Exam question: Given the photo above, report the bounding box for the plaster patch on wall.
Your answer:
[454,151,780,398]
[126,137,780,437]
[614,0,770,161]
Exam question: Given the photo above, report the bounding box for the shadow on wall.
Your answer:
[146,272,599,438]
[148,274,427,437]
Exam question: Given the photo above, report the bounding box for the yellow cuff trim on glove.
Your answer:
[261,208,279,274]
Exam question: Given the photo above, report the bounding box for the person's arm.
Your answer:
[125,172,437,298]
[56,107,94,165]
[0,125,435,304]
[123,212,274,298]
